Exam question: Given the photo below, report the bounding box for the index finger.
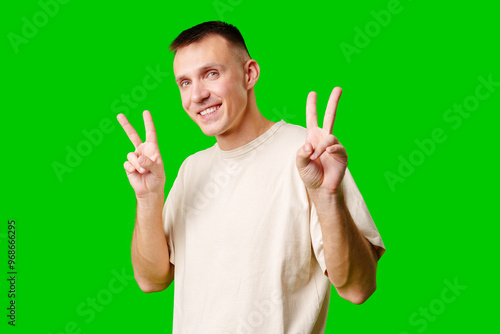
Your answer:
[143,110,157,144]
[117,113,143,149]
[323,87,342,134]
[306,91,318,130]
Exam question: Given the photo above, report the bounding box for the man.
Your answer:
[117,21,385,333]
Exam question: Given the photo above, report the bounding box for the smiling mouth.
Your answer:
[199,104,221,116]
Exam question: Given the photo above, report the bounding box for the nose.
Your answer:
[191,80,210,104]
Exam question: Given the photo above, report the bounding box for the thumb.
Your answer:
[296,142,314,170]
[138,155,164,178]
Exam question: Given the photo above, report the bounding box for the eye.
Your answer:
[207,71,218,78]
[181,81,190,87]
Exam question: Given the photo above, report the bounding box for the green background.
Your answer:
[2,0,498,333]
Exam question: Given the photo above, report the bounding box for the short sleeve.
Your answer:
[162,157,190,266]
[310,167,386,275]
[342,168,385,258]
[310,202,328,274]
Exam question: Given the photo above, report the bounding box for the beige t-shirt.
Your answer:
[162,120,385,333]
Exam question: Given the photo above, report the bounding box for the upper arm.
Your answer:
[363,237,384,266]
[165,262,175,287]
[367,239,385,261]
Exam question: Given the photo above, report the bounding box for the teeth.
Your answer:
[200,105,220,116]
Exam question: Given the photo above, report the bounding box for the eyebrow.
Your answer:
[175,62,226,83]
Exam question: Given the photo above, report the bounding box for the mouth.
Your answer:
[198,104,222,118]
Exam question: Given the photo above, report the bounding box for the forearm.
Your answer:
[310,186,378,304]
[131,193,172,292]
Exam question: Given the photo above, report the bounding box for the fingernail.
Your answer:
[139,167,146,173]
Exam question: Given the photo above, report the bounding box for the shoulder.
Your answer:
[184,144,217,164]
[176,144,217,177]
[272,123,307,155]
[278,122,307,139]
[271,121,307,149]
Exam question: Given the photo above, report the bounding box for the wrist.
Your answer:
[308,186,349,223]
[136,191,164,206]
[308,184,344,203]
[135,192,165,227]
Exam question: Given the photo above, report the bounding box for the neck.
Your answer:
[216,93,275,151]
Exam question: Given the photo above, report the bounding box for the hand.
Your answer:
[117,110,165,198]
[296,87,347,195]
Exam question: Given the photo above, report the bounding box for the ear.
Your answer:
[244,59,260,90]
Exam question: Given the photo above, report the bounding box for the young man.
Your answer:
[117,21,385,333]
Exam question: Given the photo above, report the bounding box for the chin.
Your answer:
[197,123,223,137]
[199,129,217,137]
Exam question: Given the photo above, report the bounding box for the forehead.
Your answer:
[173,34,237,78]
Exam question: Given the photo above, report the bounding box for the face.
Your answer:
[173,34,251,138]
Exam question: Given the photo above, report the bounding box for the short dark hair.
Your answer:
[169,21,251,59]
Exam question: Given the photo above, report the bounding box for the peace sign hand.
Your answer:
[117,110,166,198]
[296,87,348,195]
